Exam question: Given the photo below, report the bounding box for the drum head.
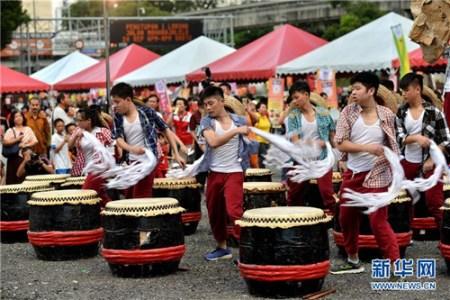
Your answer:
[0,182,53,194]
[28,189,100,206]
[243,182,285,193]
[61,176,86,187]
[153,177,199,189]
[102,198,185,217]
[236,206,329,228]
[245,168,272,176]
[24,174,70,184]
[392,190,411,204]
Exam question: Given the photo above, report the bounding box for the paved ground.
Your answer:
[1,199,449,300]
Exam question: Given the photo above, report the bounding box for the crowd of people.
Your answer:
[0,71,449,270]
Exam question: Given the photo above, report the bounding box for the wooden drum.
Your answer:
[237,207,330,297]
[334,190,412,258]
[440,199,450,275]
[245,168,273,182]
[101,198,186,277]
[411,192,439,240]
[27,190,102,260]
[243,182,286,211]
[59,176,86,190]
[152,177,202,235]
[0,183,53,243]
[23,174,70,189]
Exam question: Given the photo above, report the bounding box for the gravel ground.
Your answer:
[1,201,449,300]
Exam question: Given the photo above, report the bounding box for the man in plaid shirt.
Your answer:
[111,83,185,198]
[331,72,400,275]
[396,73,450,228]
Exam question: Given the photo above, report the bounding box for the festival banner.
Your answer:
[155,80,171,117]
[391,24,411,78]
[315,68,338,108]
[267,77,285,112]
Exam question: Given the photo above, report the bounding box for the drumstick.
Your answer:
[302,288,336,300]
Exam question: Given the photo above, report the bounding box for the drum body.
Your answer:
[243,182,286,211]
[152,178,201,235]
[101,198,185,277]
[333,191,412,258]
[0,183,53,243]
[411,192,439,240]
[23,174,70,189]
[304,172,341,210]
[245,168,273,182]
[440,199,450,274]
[237,207,330,297]
[27,190,102,260]
[59,176,86,190]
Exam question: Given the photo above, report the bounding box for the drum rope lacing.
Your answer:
[0,220,29,231]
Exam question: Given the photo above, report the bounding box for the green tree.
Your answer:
[234,25,273,48]
[0,0,30,49]
[323,1,384,41]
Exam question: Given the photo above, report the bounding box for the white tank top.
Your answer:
[210,120,242,173]
[404,109,424,163]
[124,115,146,161]
[300,114,320,141]
[347,116,385,173]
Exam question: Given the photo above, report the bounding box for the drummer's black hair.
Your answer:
[78,105,105,128]
[289,80,310,97]
[200,86,224,102]
[350,72,379,95]
[399,72,423,92]
[111,82,133,100]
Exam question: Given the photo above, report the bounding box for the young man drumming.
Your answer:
[396,72,450,228]
[331,72,400,274]
[111,82,185,198]
[198,86,250,261]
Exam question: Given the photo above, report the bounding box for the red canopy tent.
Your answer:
[392,48,447,70]
[187,24,327,82]
[54,44,159,91]
[1,65,50,93]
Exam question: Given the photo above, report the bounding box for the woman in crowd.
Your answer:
[3,111,38,184]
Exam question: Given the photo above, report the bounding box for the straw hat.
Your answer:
[377,84,398,114]
[394,92,404,106]
[309,92,328,108]
[224,95,246,116]
[422,86,442,110]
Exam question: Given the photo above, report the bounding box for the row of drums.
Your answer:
[1,170,450,297]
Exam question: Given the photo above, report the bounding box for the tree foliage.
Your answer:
[1,0,30,49]
[65,0,217,18]
[234,25,273,48]
[323,1,384,41]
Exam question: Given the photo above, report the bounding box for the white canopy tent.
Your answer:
[277,12,420,75]
[115,36,235,86]
[31,51,98,86]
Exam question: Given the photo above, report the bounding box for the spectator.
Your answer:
[171,97,194,161]
[26,97,51,157]
[16,148,54,179]
[144,94,163,119]
[52,93,74,126]
[219,82,233,97]
[50,118,72,174]
[3,111,38,184]
[254,101,271,168]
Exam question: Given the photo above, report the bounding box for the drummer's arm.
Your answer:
[329,131,336,148]
[203,127,247,148]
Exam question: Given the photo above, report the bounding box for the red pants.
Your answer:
[401,159,443,226]
[287,169,335,211]
[339,170,399,261]
[443,92,450,128]
[83,173,111,208]
[206,171,244,243]
[124,169,156,199]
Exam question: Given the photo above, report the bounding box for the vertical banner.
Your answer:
[267,77,285,111]
[315,68,338,108]
[155,80,171,117]
[391,24,411,78]
[267,77,285,131]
